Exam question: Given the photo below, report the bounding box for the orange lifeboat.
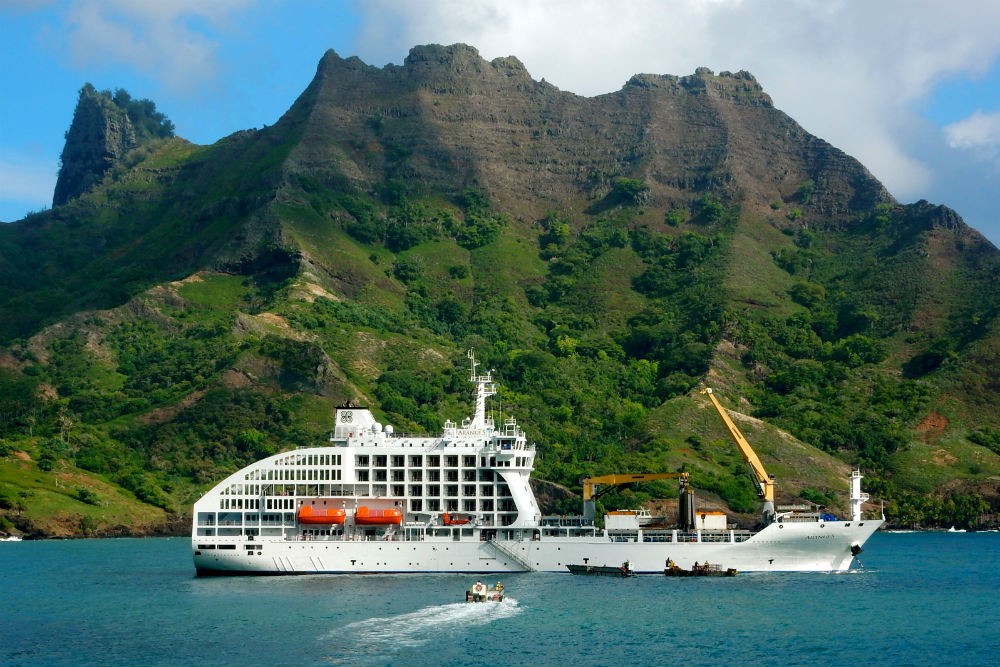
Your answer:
[297,506,346,525]
[354,506,403,525]
[442,512,470,525]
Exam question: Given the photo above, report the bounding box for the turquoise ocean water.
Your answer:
[2,531,998,666]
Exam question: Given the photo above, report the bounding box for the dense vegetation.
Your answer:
[2,175,998,537]
[2,53,999,537]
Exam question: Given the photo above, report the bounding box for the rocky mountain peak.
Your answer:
[52,84,174,207]
[53,84,138,206]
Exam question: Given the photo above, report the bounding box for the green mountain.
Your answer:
[2,44,998,537]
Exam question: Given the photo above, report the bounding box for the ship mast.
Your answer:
[468,350,496,430]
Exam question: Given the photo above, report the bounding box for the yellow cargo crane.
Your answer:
[581,472,688,522]
[701,388,776,523]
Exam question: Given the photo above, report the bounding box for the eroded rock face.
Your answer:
[53,84,138,207]
[278,45,891,222]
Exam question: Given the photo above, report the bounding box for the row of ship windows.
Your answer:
[218,483,514,509]
[223,470,513,498]
[229,468,344,493]
[357,470,488,482]
[370,484,509,498]
[358,454,476,468]
[241,468,342,484]
[238,454,531,486]
[355,466,533,483]
[355,454,530,468]
[272,453,343,467]
[209,496,521,518]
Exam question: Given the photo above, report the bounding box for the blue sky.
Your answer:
[3,0,1000,247]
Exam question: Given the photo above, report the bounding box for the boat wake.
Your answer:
[322,598,520,664]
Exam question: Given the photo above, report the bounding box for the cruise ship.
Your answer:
[192,353,883,575]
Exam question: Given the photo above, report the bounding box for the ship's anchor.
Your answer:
[850,543,865,569]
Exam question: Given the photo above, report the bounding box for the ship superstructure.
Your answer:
[192,353,883,575]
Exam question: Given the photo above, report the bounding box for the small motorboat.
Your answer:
[466,580,505,602]
[567,560,636,577]
[663,559,737,577]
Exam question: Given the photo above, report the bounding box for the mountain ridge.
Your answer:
[1,43,998,538]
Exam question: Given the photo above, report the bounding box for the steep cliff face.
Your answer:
[276,44,891,222]
[53,84,139,206]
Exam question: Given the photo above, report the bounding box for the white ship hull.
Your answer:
[193,518,882,575]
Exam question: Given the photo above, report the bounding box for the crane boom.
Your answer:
[582,472,686,501]
[701,388,775,521]
[580,472,688,522]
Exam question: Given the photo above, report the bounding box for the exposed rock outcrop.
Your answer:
[53,84,138,206]
[276,44,893,222]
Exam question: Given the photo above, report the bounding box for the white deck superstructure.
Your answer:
[192,353,883,575]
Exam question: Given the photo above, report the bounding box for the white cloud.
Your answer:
[944,110,1000,154]
[355,0,1000,204]
[55,0,250,95]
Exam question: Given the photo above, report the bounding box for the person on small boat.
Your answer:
[471,580,487,601]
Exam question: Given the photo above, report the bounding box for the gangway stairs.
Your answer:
[487,538,536,571]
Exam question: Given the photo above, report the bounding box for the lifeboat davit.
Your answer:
[442,512,470,525]
[297,506,346,525]
[354,506,402,525]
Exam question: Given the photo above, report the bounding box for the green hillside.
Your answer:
[1,45,999,537]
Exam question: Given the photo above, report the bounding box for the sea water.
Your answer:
[1,531,998,667]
